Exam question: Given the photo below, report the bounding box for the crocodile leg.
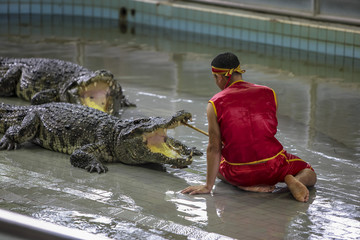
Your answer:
[0,66,21,96]
[70,143,109,173]
[113,82,136,108]
[119,94,136,107]
[66,88,82,104]
[0,112,40,150]
[31,89,60,105]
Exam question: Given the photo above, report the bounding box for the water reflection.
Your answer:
[165,182,315,239]
[288,194,360,239]
[165,191,208,225]
[31,207,167,239]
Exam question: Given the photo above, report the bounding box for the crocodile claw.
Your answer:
[85,162,108,173]
[0,136,19,150]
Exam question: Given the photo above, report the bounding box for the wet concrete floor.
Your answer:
[0,16,359,239]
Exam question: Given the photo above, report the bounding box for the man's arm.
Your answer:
[181,103,222,195]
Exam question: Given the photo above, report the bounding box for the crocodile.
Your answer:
[0,57,135,115]
[0,102,202,173]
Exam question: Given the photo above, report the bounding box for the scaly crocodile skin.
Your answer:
[0,102,202,173]
[0,57,134,115]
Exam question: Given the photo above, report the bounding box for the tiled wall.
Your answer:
[0,0,359,59]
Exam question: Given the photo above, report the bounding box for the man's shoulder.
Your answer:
[247,82,274,93]
[209,91,221,102]
[247,82,270,88]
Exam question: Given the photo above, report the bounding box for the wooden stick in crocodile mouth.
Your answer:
[182,122,209,137]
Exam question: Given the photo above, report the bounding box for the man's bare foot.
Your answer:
[284,175,309,202]
[237,185,275,193]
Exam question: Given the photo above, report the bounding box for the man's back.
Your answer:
[209,80,283,163]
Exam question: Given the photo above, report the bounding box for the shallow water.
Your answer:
[0,15,359,239]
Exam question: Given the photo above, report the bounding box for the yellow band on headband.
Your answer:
[211,65,245,77]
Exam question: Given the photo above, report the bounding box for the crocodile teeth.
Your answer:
[188,149,194,159]
[185,149,194,162]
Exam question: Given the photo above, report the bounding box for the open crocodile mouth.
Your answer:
[143,128,182,159]
[78,79,114,113]
[140,119,194,167]
[117,111,197,167]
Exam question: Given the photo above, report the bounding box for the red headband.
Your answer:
[212,65,245,88]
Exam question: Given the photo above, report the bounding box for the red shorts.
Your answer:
[219,150,314,186]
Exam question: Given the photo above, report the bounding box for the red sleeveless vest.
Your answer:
[209,81,283,164]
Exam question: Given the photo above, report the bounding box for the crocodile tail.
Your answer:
[0,103,28,133]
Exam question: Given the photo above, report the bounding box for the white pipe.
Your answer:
[0,209,110,240]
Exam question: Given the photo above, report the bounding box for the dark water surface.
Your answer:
[0,15,359,239]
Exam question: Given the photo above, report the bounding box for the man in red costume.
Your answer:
[182,52,317,202]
